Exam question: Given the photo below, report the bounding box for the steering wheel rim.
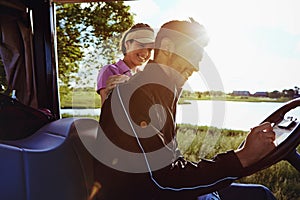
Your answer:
[241,97,300,176]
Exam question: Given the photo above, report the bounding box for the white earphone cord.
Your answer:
[116,85,238,191]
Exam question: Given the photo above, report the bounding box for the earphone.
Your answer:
[116,85,238,191]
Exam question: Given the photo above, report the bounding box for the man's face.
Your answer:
[126,40,153,66]
[174,48,203,80]
[175,57,199,80]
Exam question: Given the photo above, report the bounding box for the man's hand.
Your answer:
[235,122,276,168]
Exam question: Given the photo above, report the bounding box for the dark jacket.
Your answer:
[94,61,244,200]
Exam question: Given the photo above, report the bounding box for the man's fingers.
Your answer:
[251,122,272,133]
[264,130,276,139]
[250,122,276,142]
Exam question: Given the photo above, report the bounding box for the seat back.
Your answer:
[0,118,98,200]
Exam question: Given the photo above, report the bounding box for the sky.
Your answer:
[125,0,300,94]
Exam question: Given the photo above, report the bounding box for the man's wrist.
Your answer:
[235,149,253,168]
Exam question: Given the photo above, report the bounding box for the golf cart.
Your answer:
[0,1,299,200]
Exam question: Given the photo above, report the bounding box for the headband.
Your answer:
[125,29,155,44]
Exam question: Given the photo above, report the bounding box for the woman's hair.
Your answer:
[120,23,154,55]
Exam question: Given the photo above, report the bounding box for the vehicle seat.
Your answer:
[0,117,98,200]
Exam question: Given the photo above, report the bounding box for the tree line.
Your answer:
[181,87,300,100]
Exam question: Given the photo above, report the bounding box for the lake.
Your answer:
[177,100,296,131]
[61,100,300,131]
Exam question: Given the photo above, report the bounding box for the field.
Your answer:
[177,124,300,200]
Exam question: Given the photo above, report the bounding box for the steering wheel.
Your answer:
[242,97,300,176]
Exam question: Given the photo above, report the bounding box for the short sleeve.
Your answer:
[96,65,118,93]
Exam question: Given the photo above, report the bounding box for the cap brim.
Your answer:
[134,38,155,44]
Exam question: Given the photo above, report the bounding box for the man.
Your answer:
[93,19,276,200]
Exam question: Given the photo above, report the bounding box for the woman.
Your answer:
[96,23,154,106]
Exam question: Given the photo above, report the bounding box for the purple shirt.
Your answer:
[96,59,132,94]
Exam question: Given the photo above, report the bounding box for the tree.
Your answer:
[55,2,134,87]
[269,90,281,99]
[282,89,295,99]
[195,91,201,98]
[294,86,299,96]
[76,45,105,88]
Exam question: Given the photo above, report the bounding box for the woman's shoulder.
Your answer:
[100,63,118,72]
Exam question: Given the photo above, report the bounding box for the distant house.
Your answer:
[232,91,251,96]
[253,92,268,97]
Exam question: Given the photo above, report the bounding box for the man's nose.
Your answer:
[139,48,150,56]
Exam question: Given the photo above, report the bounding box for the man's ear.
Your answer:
[124,41,130,53]
[160,37,175,57]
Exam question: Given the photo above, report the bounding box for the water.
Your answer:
[177,100,283,131]
[61,100,300,131]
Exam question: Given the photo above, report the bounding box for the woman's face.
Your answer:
[125,40,153,67]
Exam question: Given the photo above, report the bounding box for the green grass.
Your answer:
[177,124,300,200]
[60,89,101,108]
